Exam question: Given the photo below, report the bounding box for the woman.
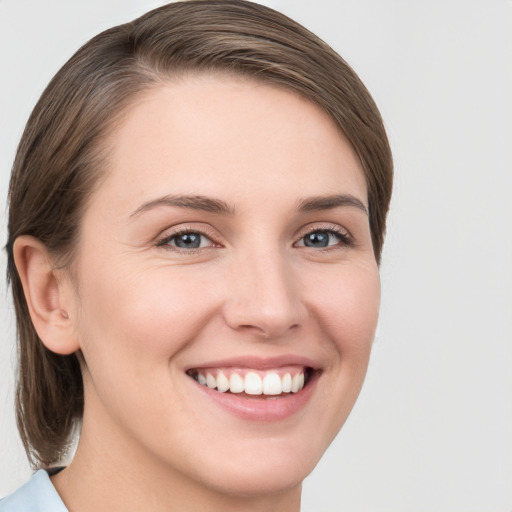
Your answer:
[1,1,392,510]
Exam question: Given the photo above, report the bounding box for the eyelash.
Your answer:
[156,225,353,252]
[156,226,220,252]
[295,226,354,250]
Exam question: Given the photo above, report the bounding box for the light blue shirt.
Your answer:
[0,469,68,512]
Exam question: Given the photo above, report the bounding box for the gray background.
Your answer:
[1,1,511,510]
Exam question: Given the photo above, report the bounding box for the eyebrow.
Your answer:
[130,192,368,218]
[130,194,236,217]
[297,194,368,215]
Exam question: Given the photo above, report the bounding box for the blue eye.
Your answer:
[159,231,214,250]
[296,229,349,248]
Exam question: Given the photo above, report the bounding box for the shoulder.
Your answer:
[0,469,68,512]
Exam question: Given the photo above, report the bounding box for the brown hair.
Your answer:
[6,0,393,468]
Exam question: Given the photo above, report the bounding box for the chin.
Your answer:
[185,434,326,498]
[202,460,308,498]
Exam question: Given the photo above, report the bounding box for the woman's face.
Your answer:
[68,75,380,496]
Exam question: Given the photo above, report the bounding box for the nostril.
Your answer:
[235,321,300,340]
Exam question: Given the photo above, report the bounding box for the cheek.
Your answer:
[307,263,380,355]
[73,262,227,445]
[75,261,223,383]
[311,263,380,421]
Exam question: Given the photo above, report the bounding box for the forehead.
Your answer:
[94,75,367,214]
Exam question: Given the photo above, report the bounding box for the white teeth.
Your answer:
[263,373,282,395]
[244,372,263,395]
[282,373,292,393]
[291,373,301,393]
[216,372,230,393]
[194,369,307,395]
[206,373,217,389]
[229,373,244,393]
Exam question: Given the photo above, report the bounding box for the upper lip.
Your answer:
[184,354,320,372]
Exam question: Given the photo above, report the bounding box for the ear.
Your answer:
[13,235,80,355]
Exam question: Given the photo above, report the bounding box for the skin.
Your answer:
[17,75,380,512]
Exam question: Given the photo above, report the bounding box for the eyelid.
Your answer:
[294,223,354,248]
[155,224,223,250]
[154,222,354,252]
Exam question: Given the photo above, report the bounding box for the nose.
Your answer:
[222,250,306,339]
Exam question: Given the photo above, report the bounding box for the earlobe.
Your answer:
[13,235,79,355]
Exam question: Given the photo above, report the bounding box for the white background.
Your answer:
[0,1,511,510]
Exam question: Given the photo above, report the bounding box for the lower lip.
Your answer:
[190,372,319,422]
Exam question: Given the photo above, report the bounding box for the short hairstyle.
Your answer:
[6,0,393,467]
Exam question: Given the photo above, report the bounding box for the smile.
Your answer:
[185,357,320,421]
[187,367,310,396]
